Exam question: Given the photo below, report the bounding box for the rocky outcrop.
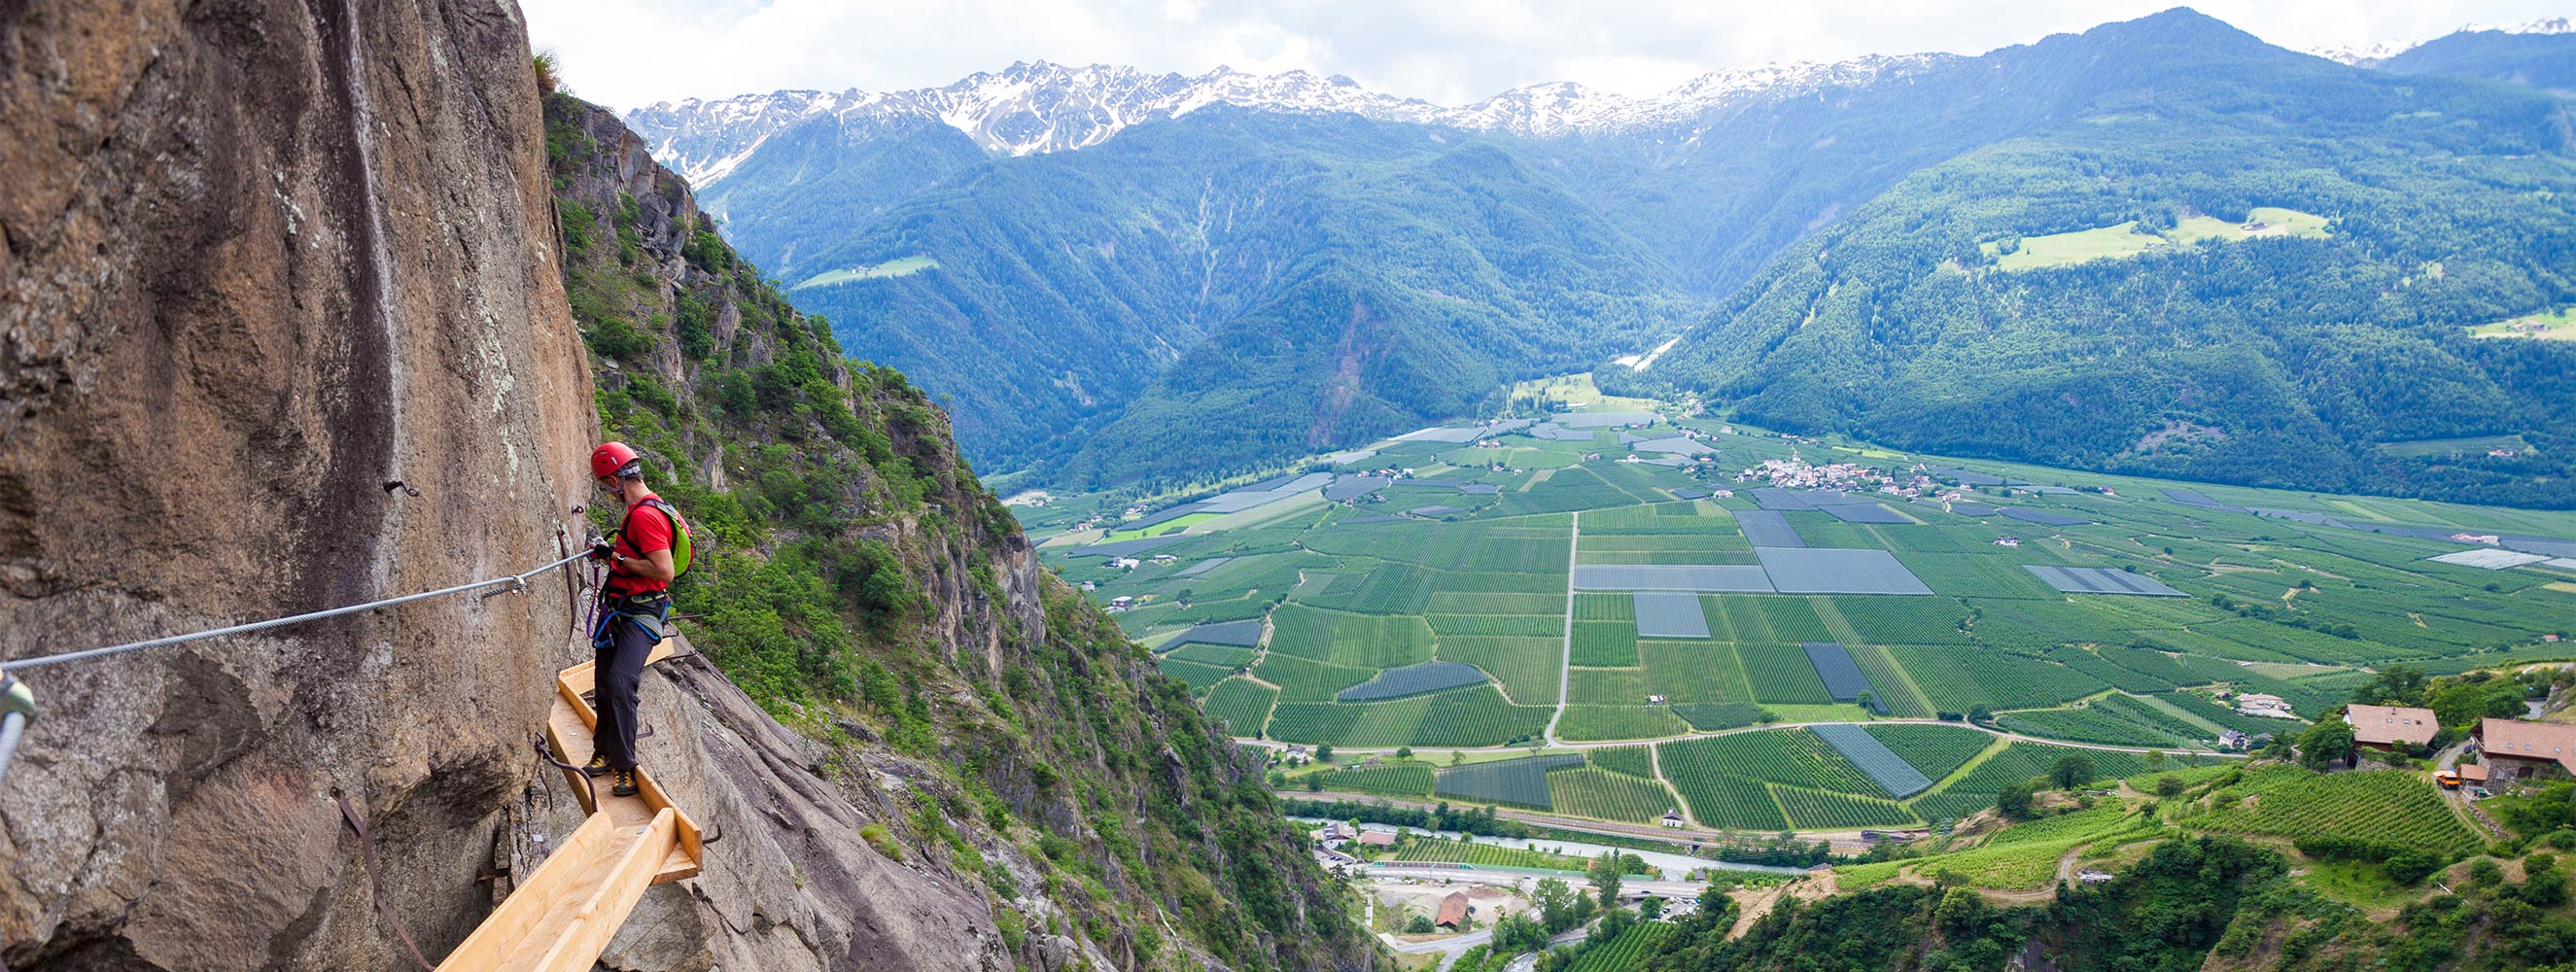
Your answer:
[567,648,1012,972]
[0,0,592,968]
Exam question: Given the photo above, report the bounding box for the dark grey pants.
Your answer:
[592,608,658,770]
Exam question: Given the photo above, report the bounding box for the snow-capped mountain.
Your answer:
[2309,40,2415,66]
[2310,17,2573,66]
[626,55,1953,186]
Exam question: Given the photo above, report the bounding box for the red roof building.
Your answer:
[2346,705,2440,749]
[2479,718,2576,779]
[1435,891,1470,929]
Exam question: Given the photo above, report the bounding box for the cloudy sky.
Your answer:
[527,0,2570,111]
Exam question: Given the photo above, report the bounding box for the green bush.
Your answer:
[859,824,901,860]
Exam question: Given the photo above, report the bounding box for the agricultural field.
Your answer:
[2466,307,2576,342]
[1201,678,1276,735]
[1545,767,1683,823]
[1772,784,1920,830]
[1033,390,2576,835]
[2175,767,2482,858]
[1314,763,1435,797]
[1389,835,1652,875]
[1984,207,2328,271]
[1435,753,1585,809]
[1566,922,1676,972]
[1906,804,2159,889]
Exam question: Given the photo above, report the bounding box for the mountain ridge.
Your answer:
[629,12,2576,187]
[626,52,1956,184]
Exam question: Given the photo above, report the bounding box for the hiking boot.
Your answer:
[583,754,612,778]
[609,768,640,798]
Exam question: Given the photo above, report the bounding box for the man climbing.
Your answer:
[584,441,682,798]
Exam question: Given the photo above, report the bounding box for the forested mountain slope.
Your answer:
[2380,27,2576,92]
[783,109,1691,486]
[1620,14,2576,507]
[544,93,1379,970]
[645,9,2576,500]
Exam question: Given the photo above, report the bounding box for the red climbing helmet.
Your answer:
[590,441,642,481]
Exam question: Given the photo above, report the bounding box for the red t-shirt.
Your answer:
[606,494,674,597]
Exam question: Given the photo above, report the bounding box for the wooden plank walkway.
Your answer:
[435,638,701,972]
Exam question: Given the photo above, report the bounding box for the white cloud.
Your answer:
[525,0,2576,111]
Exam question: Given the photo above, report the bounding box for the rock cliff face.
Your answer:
[0,0,593,968]
[0,2,1378,970]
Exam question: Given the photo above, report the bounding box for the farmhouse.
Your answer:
[2236,693,2297,719]
[1435,891,1471,929]
[1660,811,1686,829]
[2478,718,2576,781]
[2346,705,2440,751]
[1316,821,1356,848]
[2219,729,2250,750]
[1357,831,1398,849]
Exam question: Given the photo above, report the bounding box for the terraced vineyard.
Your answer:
[1908,743,2165,822]
[1875,802,2164,889]
[2178,767,2482,858]
[1033,396,2576,837]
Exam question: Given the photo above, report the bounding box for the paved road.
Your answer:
[1542,509,1582,745]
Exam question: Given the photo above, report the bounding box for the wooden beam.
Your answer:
[432,813,625,971]
[526,809,679,972]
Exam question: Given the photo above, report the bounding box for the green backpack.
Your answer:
[621,498,694,578]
